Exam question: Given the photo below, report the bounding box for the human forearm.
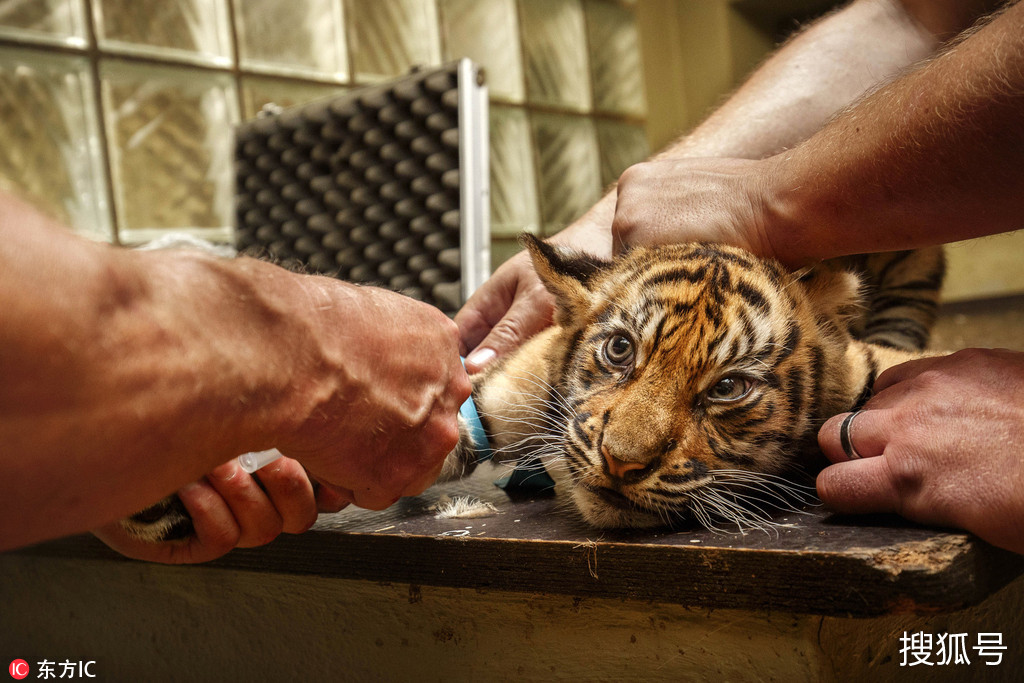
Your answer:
[667,0,956,160]
[563,0,976,253]
[1,198,466,551]
[763,0,1024,263]
[0,197,325,548]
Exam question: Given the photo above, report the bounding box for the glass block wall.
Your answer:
[0,0,648,270]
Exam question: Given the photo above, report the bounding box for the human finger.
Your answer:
[315,481,353,513]
[463,293,553,373]
[93,523,180,563]
[456,257,553,373]
[206,460,284,548]
[400,452,449,499]
[252,457,319,534]
[174,479,243,560]
[455,281,513,359]
[873,354,951,393]
[611,162,671,252]
[402,398,463,487]
[818,409,889,463]
[456,252,529,348]
[350,487,402,511]
[448,352,474,407]
[816,456,903,516]
[91,480,241,565]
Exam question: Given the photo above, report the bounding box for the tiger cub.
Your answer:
[441,235,943,530]
[123,237,942,540]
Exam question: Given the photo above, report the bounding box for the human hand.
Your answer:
[278,283,471,510]
[454,248,556,373]
[93,456,349,564]
[612,157,780,262]
[817,349,1024,554]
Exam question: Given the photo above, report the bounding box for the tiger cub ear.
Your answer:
[794,263,864,332]
[522,233,610,323]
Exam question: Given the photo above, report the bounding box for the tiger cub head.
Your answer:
[523,235,864,529]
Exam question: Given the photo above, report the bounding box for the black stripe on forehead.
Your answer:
[702,300,723,327]
[632,302,657,332]
[746,322,801,368]
[736,306,758,342]
[712,262,732,291]
[593,292,690,336]
[683,243,758,268]
[594,301,617,324]
[652,316,668,348]
[639,264,707,290]
[705,328,727,358]
[779,324,802,362]
[628,297,698,330]
[735,280,770,313]
[762,259,786,287]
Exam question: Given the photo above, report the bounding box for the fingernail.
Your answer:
[178,481,201,497]
[465,347,496,371]
[210,461,239,482]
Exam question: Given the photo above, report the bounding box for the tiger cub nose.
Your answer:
[602,444,657,481]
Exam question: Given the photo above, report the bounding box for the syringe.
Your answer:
[237,448,283,474]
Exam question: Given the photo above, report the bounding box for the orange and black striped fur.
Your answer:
[447,236,943,530]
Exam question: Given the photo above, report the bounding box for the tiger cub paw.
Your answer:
[120,495,194,543]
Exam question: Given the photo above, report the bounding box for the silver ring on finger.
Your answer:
[839,410,864,460]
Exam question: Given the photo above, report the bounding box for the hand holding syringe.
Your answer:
[238,358,478,476]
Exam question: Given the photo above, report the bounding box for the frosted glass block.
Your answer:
[0,47,110,241]
[234,0,348,80]
[100,61,239,242]
[530,112,600,233]
[93,0,231,66]
[596,119,649,188]
[240,77,347,120]
[491,237,523,271]
[347,0,441,82]
[585,0,646,117]
[519,0,590,112]
[490,105,539,237]
[0,0,87,47]
[439,0,523,102]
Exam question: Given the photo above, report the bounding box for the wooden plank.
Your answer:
[16,466,1022,617]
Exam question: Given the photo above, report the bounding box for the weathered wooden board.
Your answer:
[18,466,1022,617]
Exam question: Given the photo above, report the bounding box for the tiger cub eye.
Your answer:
[707,375,753,403]
[604,334,635,366]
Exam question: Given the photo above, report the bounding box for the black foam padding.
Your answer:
[235,63,464,314]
